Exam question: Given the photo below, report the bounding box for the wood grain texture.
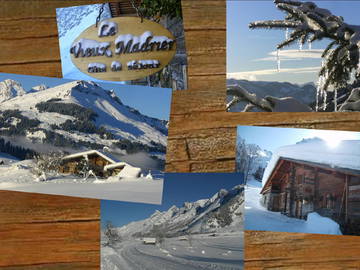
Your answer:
[245,231,360,269]
[0,191,100,269]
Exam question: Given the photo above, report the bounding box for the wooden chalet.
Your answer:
[260,142,360,234]
[59,150,126,178]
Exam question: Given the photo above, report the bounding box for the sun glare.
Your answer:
[308,130,360,149]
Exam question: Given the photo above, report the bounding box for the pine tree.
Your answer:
[248,0,360,111]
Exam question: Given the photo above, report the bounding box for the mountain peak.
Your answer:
[0,79,26,102]
[31,84,48,92]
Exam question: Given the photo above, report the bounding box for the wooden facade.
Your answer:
[59,151,121,178]
[261,158,360,234]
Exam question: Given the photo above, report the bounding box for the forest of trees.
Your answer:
[0,138,36,160]
[0,110,40,136]
[36,100,97,121]
[113,139,166,154]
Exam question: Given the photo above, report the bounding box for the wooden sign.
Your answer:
[70,17,177,81]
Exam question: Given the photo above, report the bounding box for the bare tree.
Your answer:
[32,152,65,181]
[151,224,166,247]
[103,221,121,247]
[236,138,258,184]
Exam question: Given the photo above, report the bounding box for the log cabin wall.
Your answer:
[0,0,360,269]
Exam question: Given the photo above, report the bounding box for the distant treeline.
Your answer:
[113,139,166,154]
[0,138,36,160]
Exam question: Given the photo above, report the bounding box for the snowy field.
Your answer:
[0,159,163,203]
[102,233,243,270]
[0,153,19,165]
[245,179,342,235]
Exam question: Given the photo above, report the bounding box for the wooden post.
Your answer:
[314,167,319,210]
[345,174,349,223]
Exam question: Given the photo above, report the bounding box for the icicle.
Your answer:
[285,28,289,40]
[315,75,324,111]
[308,39,312,50]
[277,49,281,72]
[316,60,326,111]
[323,89,328,110]
[298,39,303,51]
[334,88,338,112]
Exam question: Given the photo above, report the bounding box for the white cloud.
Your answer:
[254,49,324,62]
[227,66,320,80]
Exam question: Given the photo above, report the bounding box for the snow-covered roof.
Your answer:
[262,139,360,188]
[104,162,128,171]
[63,150,120,164]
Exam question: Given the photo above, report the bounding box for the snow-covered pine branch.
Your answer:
[249,0,360,111]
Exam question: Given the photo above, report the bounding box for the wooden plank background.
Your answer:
[0,0,360,269]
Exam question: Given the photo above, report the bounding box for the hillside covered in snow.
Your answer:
[0,79,168,170]
[101,185,244,270]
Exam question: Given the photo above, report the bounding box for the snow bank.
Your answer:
[262,139,360,187]
[305,212,342,235]
[246,179,342,235]
[118,165,141,179]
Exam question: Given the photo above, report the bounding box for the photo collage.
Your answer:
[1,0,360,269]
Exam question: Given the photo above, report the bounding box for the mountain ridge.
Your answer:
[0,79,167,167]
[114,185,244,239]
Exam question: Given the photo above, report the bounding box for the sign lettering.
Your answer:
[70,17,177,81]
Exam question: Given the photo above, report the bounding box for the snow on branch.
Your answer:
[227,85,272,112]
[249,0,360,111]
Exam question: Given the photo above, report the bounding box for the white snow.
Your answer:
[102,233,243,270]
[245,179,342,235]
[88,62,107,72]
[111,61,122,71]
[117,164,142,179]
[71,38,112,57]
[0,79,26,103]
[0,152,19,165]
[98,20,118,37]
[0,80,168,147]
[127,60,160,69]
[115,32,173,54]
[0,159,163,203]
[262,139,360,188]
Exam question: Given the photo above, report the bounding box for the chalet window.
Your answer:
[296,175,304,185]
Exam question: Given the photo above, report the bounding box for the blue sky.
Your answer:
[0,72,171,120]
[101,173,244,228]
[227,1,360,84]
[237,126,360,153]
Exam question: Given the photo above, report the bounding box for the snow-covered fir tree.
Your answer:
[228,0,360,112]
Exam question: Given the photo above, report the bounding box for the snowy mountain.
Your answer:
[0,80,167,163]
[30,84,48,92]
[115,185,244,239]
[0,79,26,103]
[227,79,316,111]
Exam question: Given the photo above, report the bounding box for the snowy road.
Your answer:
[102,234,243,270]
